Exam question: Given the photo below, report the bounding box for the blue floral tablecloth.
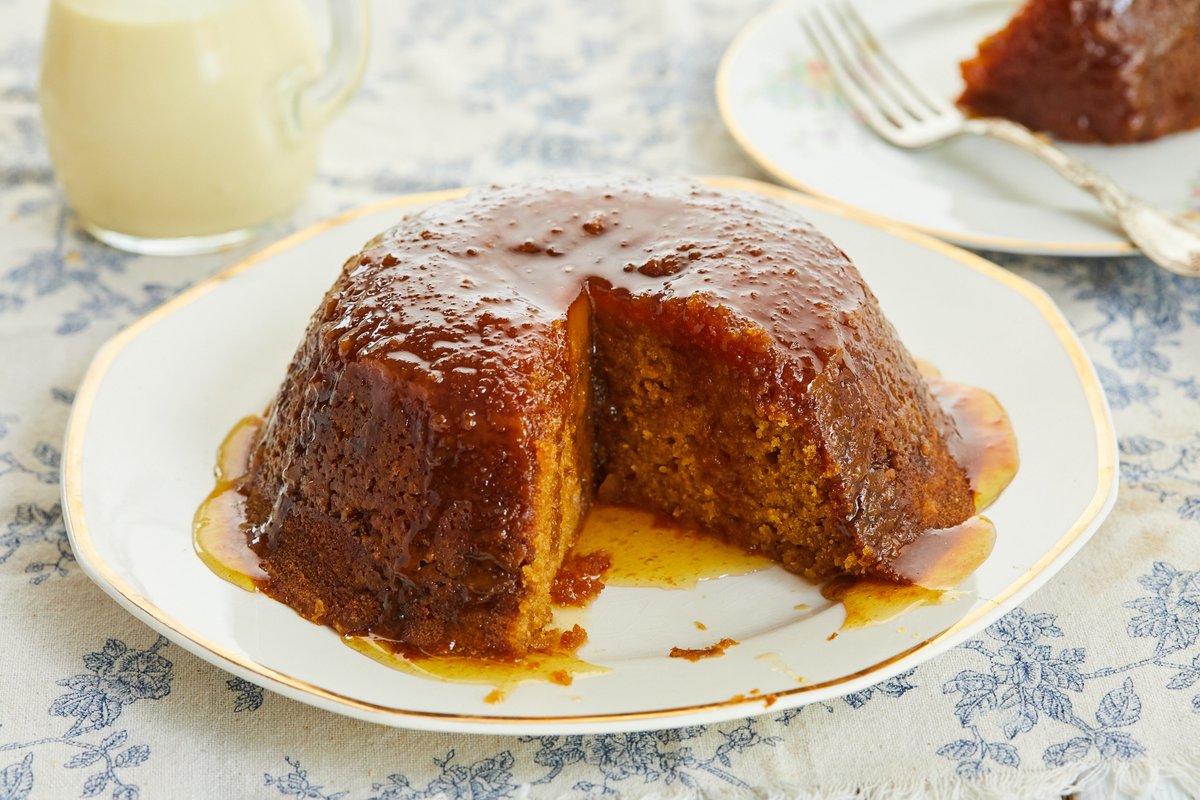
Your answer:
[3,2,1200,798]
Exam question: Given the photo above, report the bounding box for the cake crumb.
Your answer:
[558,624,588,653]
[725,691,779,708]
[551,551,612,607]
[669,638,739,661]
[694,620,707,631]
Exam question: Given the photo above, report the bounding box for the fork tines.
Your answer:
[799,1,959,147]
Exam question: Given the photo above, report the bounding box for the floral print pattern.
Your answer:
[1,0,1199,796]
[0,636,172,800]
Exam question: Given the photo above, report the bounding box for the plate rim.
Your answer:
[61,177,1119,732]
[715,0,1140,256]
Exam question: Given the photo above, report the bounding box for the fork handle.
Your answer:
[963,117,1200,277]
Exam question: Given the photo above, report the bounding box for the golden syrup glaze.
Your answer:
[324,178,875,401]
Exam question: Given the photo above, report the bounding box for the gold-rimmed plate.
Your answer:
[717,0,1200,255]
[62,178,1117,734]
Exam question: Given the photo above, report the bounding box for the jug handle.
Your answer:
[286,0,370,137]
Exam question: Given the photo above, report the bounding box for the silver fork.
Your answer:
[799,1,1200,278]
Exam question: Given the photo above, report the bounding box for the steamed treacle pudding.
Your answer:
[199,178,1017,659]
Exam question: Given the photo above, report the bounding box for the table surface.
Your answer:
[2,2,1199,798]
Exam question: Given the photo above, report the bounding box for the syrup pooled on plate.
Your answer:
[821,516,994,630]
[822,576,948,631]
[192,415,267,592]
[916,358,1019,512]
[567,503,772,590]
[345,626,607,704]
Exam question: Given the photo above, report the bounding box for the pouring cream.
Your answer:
[39,0,369,254]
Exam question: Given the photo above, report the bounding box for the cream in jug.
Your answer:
[40,0,368,254]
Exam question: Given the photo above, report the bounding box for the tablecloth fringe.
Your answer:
[764,757,1200,800]
[501,755,1200,800]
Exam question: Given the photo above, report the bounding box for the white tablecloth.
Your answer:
[2,2,1199,797]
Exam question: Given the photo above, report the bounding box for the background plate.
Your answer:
[717,0,1200,254]
[62,178,1117,734]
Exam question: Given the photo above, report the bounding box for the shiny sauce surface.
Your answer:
[325,178,881,421]
[344,626,606,703]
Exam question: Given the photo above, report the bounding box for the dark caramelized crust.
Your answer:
[958,0,1200,143]
[242,178,974,657]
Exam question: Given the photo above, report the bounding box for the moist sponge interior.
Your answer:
[584,291,855,580]
[516,283,859,654]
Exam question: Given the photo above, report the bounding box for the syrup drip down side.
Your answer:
[825,365,1019,631]
[195,415,609,697]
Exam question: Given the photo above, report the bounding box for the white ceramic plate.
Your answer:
[717,0,1200,254]
[62,178,1117,734]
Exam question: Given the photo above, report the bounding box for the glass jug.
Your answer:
[39,0,370,255]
